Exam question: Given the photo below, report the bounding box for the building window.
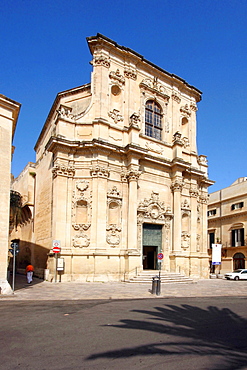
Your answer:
[231,202,244,210]
[209,232,215,248]
[207,209,216,217]
[145,100,162,140]
[231,228,244,247]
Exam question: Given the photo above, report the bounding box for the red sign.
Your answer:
[53,246,61,253]
[157,253,164,260]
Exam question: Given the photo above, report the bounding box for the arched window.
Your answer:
[145,100,162,140]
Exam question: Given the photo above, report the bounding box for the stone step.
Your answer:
[128,271,194,284]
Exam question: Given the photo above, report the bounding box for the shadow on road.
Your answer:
[87,303,247,369]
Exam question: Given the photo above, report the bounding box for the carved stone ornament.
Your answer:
[181,199,190,210]
[172,131,183,146]
[171,92,181,104]
[72,223,91,231]
[139,77,170,102]
[56,104,87,121]
[106,224,121,246]
[170,179,183,192]
[108,109,123,124]
[121,169,141,182]
[76,180,89,194]
[52,164,75,178]
[124,68,137,80]
[190,103,198,112]
[180,104,191,118]
[137,191,173,224]
[182,136,190,148]
[190,187,199,198]
[90,166,110,178]
[129,112,141,128]
[199,193,209,204]
[107,186,122,199]
[198,155,208,166]
[196,234,201,252]
[93,55,110,68]
[73,233,90,248]
[109,69,125,86]
[181,232,190,249]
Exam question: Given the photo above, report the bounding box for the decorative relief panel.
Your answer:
[52,164,75,178]
[71,180,92,248]
[108,109,123,124]
[145,141,164,155]
[109,69,125,86]
[181,231,190,249]
[137,191,172,225]
[57,104,87,121]
[106,186,122,247]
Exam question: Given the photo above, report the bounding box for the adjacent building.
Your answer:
[11,34,213,282]
[208,177,247,274]
[0,94,21,294]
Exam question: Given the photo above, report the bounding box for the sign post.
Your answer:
[52,240,61,283]
[9,242,19,292]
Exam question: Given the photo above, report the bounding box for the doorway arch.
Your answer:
[233,252,245,270]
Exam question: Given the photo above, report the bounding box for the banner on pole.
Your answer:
[212,244,222,265]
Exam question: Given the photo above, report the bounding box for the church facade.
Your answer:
[11,34,213,281]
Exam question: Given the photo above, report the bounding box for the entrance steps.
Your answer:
[127,270,194,284]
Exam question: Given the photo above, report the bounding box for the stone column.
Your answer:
[200,191,209,254]
[127,170,140,250]
[190,186,199,253]
[90,165,109,250]
[171,178,183,252]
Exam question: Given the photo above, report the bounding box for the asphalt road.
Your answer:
[1,297,247,370]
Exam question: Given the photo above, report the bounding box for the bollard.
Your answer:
[152,276,158,294]
[156,276,161,296]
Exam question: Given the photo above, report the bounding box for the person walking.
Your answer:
[26,264,34,284]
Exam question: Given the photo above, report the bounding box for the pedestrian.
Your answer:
[26,264,34,284]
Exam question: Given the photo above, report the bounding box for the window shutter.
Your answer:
[232,230,236,247]
[240,228,244,246]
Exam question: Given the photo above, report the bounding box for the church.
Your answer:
[11,34,213,281]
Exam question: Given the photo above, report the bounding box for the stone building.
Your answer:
[11,34,213,281]
[0,94,20,293]
[208,177,247,274]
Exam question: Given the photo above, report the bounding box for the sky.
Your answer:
[1,0,247,193]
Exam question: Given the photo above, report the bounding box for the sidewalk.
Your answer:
[2,274,247,300]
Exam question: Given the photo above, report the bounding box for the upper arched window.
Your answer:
[145,100,162,140]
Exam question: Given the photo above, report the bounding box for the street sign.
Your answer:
[157,253,164,260]
[52,240,61,253]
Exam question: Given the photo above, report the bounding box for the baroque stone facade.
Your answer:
[11,34,213,281]
[0,94,20,293]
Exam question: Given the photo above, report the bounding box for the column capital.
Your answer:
[171,178,183,192]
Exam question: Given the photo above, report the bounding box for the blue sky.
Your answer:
[1,0,247,192]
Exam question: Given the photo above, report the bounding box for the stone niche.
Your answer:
[106,186,122,247]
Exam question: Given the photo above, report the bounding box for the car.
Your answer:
[224,269,247,280]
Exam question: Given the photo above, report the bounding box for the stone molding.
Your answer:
[171,92,181,104]
[171,179,183,192]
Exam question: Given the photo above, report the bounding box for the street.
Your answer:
[1,297,247,369]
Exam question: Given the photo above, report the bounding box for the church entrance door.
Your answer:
[142,223,162,270]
